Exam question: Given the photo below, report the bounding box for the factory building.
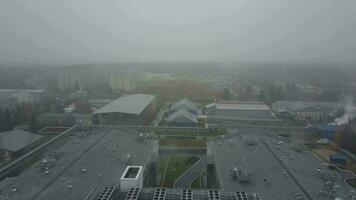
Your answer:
[92,94,156,125]
[272,101,340,122]
[215,101,274,120]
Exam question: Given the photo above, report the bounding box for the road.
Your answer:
[173,156,207,188]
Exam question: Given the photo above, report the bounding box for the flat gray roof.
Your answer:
[0,130,43,152]
[93,94,155,115]
[216,101,271,111]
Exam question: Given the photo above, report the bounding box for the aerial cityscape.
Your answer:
[1,1,356,200]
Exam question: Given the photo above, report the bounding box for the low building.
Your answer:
[272,101,340,122]
[215,101,274,120]
[169,98,199,115]
[295,106,330,121]
[0,130,44,159]
[167,109,198,127]
[92,94,156,125]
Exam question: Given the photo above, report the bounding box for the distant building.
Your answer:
[169,98,199,115]
[0,97,17,111]
[57,66,94,90]
[215,101,274,120]
[0,130,44,159]
[110,73,145,93]
[167,109,198,127]
[0,89,45,105]
[272,101,340,122]
[295,106,330,121]
[92,94,156,125]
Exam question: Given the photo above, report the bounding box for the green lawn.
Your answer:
[191,171,206,189]
[159,155,200,187]
[159,138,207,148]
[154,128,227,138]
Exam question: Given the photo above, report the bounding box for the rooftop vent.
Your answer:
[96,186,115,200]
[124,188,141,200]
[208,190,220,200]
[181,189,192,200]
[153,188,166,200]
[235,192,248,200]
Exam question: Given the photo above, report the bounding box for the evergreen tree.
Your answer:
[75,80,80,91]
[0,109,4,131]
[258,89,266,101]
[222,88,231,100]
[64,113,76,127]
[3,108,13,131]
[29,111,39,133]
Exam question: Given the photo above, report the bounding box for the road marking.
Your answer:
[173,157,202,188]
[161,157,170,187]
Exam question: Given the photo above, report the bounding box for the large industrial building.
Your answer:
[210,101,274,120]
[272,101,340,122]
[92,94,156,125]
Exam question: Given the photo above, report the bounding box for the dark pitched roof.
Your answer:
[0,130,43,152]
[167,109,198,123]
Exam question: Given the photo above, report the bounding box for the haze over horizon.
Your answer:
[1,0,356,65]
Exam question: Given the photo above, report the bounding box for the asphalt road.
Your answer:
[173,156,207,189]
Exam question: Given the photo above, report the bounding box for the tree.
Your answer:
[0,109,4,131]
[258,89,266,101]
[74,80,80,91]
[3,108,13,131]
[64,113,76,127]
[13,104,25,126]
[29,111,39,133]
[222,88,231,100]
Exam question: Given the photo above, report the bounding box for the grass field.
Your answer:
[159,155,200,187]
[153,128,227,138]
[312,145,339,162]
[191,171,206,189]
[159,138,207,148]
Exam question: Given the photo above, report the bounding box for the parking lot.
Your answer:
[210,127,355,200]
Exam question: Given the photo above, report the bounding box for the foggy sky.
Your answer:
[1,0,356,65]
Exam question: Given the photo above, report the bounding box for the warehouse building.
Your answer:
[272,101,340,122]
[92,94,156,125]
[215,101,274,120]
